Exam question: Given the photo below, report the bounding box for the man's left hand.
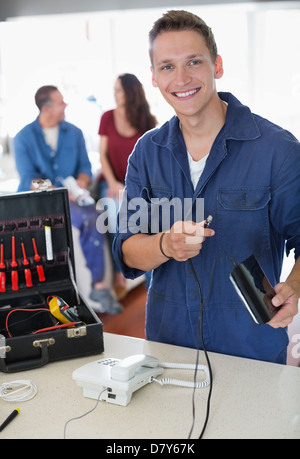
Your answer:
[268,282,299,328]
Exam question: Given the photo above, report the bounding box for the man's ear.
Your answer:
[214,55,224,79]
[41,103,50,115]
[151,66,158,88]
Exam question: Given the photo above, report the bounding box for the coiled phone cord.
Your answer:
[153,361,210,389]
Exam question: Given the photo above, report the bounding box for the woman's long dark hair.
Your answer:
[118,73,157,133]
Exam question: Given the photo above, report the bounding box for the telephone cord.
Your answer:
[63,388,108,439]
[153,361,210,388]
[153,377,209,389]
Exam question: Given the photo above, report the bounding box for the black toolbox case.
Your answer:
[0,188,104,373]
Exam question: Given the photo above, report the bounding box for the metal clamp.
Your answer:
[67,326,86,338]
[0,345,11,354]
[33,338,55,348]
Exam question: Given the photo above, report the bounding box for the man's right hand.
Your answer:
[160,220,215,261]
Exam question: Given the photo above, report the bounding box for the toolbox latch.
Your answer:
[0,335,11,356]
[0,345,11,354]
[67,326,87,338]
[33,338,55,348]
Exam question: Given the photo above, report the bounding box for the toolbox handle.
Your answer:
[0,341,50,373]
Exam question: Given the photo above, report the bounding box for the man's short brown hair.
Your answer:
[35,85,58,111]
[149,10,218,65]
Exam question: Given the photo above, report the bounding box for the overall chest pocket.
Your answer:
[217,187,271,260]
[141,185,175,233]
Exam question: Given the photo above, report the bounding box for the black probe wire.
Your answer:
[187,258,213,440]
[187,254,237,439]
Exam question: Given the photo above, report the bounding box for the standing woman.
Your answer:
[98,73,157,299]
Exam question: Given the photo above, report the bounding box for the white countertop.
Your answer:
[0,332,299,439]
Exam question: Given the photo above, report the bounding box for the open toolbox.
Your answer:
[0,188,104,373]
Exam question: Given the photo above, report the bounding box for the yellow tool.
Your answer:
[48,296,78,324]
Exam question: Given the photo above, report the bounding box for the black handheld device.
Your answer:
[230,255,280,324]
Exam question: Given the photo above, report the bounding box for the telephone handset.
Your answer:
[73,354,210,406]
[110,354,160,381]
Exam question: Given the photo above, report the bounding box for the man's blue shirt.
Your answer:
[113,92,300,363]
[14,117,92,191]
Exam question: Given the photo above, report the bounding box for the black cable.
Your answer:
[188,254,237,439]
[188,258,213,439]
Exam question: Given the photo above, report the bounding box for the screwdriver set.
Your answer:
[0,221,62,294]
[0,188,103,373]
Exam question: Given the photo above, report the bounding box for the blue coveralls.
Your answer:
[113,92,300,364]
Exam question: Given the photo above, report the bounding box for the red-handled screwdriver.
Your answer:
[21,239,33,287]
[32,237,45,282]
[0,239,6,292]
[10,236,18,291]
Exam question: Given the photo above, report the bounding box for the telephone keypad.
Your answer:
[97,358,119,366]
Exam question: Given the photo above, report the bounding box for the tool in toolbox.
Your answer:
[43,218,54,262]
[47,295,79,324]
[31,237,45,282]
[10,236,18,291]
[0,239,6,293]
[20,238,33,288]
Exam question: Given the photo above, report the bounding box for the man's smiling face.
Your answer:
[151,30,223,121]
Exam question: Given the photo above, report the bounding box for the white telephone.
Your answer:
[73,354,210,406]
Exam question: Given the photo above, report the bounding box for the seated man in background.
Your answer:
[14,85,122,314]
